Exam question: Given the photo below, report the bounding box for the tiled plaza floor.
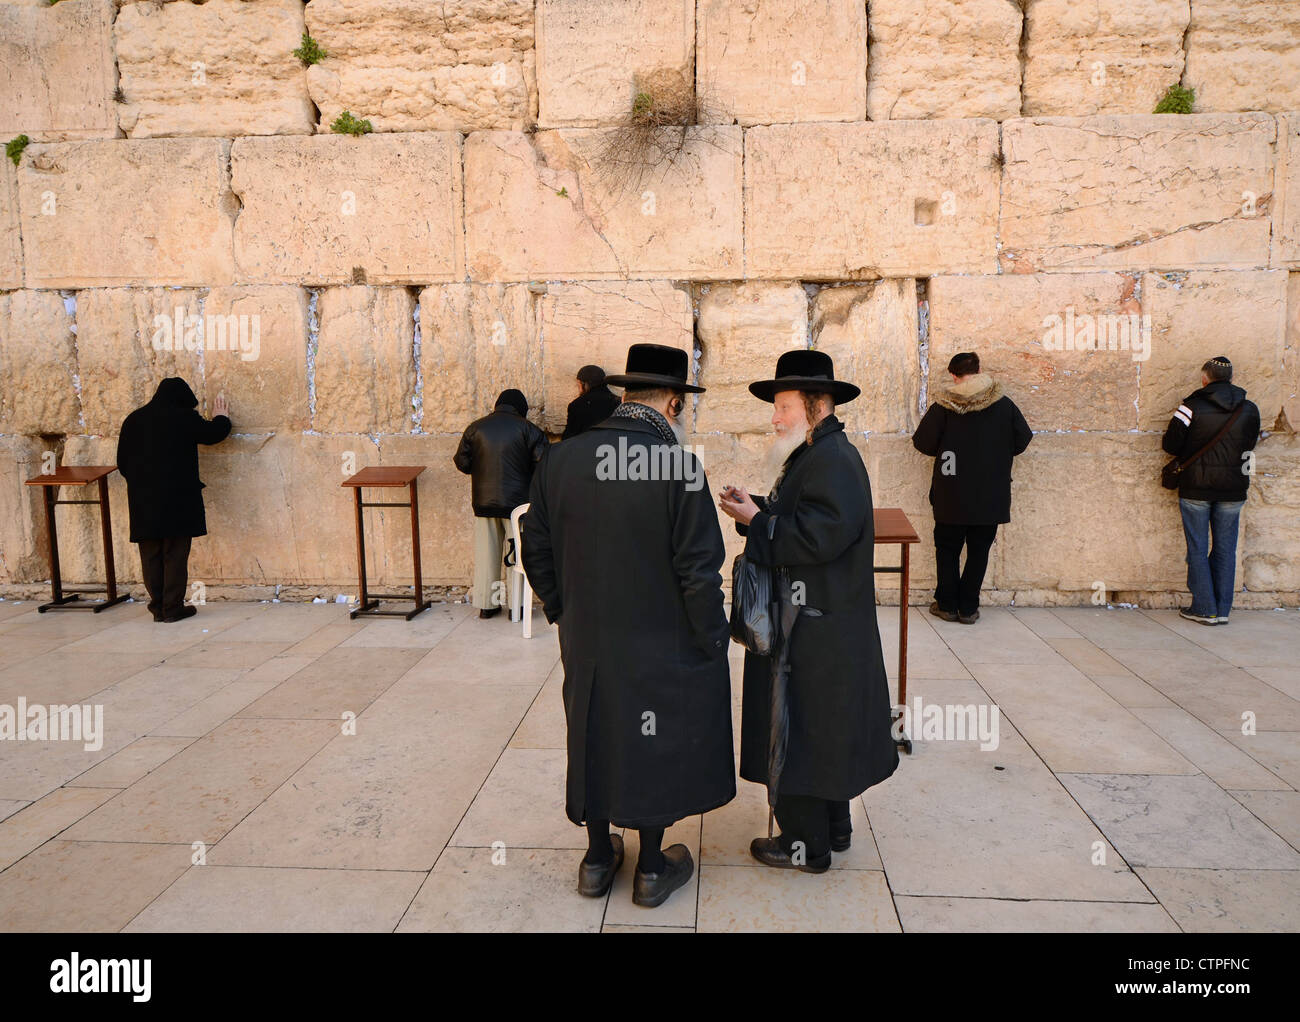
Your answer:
[0,598,1296,932]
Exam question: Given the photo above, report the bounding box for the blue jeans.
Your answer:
[1179,498,1244,618]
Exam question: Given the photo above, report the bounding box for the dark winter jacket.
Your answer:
[116,377,232,542]
[1161,380,1260,502]
[912,374,1032,525]
[735,414,899,801]
[453,404,548,518]
[521,414,734,829]
[561,384,619,440]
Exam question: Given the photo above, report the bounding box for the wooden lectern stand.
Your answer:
[25,465,129,614]
[341,466,429,621]
[873,507,920,753]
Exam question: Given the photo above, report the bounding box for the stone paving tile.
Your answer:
[1049,608,1201,651]
[237,645,426,719]
[65,736,195,789]
[894,896,1179,932]
[0,649,163,704]
[1245,667,1300,702]
[1227,790,1300,851]
[163,640,293,669]
[0,839,193,931]
[1144,609,1300,669]
[1135,867,1300,932]
[1059,773,1300,870]
[1223,731,1300,788]
[340,603,466,649]
[125,864,425,933]
[451,747,582,850]
[697,864,899,933]
[1132,708,1290,790]
[509,663,566,749]
[0,786,116,871]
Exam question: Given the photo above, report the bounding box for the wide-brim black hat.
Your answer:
[748,349,860,403]
[605,343,705,394]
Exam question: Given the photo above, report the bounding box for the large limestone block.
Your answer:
[18,138,237,287]
[0,160,21,290]
[866,0,1022,120]
[306,0,536,132]
[464,127,742,281]
[114,0,314,138]
[75,288,205,436]
[374,435,476,587]
[536,282,693,434]
[1273,113,1300,269]
[696,0,866,126]
[863,435,938,590]
[0,436,49,583]
[812,280,920,434]
[0,290,80,435]
[1000,114,1276,273]
[997,433,1186,593]
[744,120,1000,279]
[692,431,771,576]
[1244,434,1300,592]
[313,287,416,435]
[231,133,464,285]
[1285,272,1300,430]
[1138,270,1287,430]
[696,282,808,435]
[204,286,310,433]
[0,0,117,142]
[928,273,1142,431]
[536,0,694,128]
[418,284,542,435]
[1184,0,1300,113]
[1022,0,1188,116]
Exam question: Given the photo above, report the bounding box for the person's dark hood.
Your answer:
[1195,379,1247,411]
[151,377,199,408]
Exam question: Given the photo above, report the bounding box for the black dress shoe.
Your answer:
[577,833,623,897]
[830,819,852,853]
[162,605,197,623]
[478,607,501,619]
[632,843,693,908]
[749,836,831,874]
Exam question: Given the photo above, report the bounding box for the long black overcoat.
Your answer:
[737,415,899,800]
[521,416,735,829]
[115,378,232,542]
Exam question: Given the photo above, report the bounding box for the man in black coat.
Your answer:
[522,343,733,909]
[453,389,547,619]
[719,349,899,874]
[116,377,232,623]
[912,352,1032,625]
[1161,356,1261,625]
[561,364,620,439]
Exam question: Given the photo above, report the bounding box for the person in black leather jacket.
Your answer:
[1161,356,1261,625]
[453,389,547,618]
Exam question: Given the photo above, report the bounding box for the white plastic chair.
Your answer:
[508,503,534,638]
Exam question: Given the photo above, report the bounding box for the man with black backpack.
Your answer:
[1161,356,1261,626]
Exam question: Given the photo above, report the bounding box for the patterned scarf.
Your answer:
[608,401,679,445]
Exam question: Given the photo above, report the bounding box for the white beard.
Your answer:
[668,415,687,446]
[761,420,808,486]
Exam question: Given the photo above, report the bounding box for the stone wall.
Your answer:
[1,0,1297,608]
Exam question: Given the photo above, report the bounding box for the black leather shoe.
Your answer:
[577,834,623,897]
[929,601,958,622]
[162,605,197,623]
[632,843,693,908]
[749,836,831,873]
[478,607,501,619]
[830,819,852,852]
[958,609,980,625]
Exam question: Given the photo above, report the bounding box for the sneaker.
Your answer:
[1216,615,1229,626]
[1178,608,1217,626]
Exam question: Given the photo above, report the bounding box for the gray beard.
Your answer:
[669,415,687,446]
[762,424,807,486]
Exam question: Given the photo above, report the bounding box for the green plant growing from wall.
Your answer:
[1154,84,1195,114]
[330,111,373,136]
[293,32,327,67]
[7,135,30,167]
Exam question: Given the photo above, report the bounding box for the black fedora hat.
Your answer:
[748,349,860,403]
[604,343,705,394]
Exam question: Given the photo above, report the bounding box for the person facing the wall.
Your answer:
[912,351,1032,625]
[115,377,232,623]
[453,388,547,619]
[561,364,620,439]
[1161,356,1261,625]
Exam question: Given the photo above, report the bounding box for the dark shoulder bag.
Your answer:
[1161,404,1246,490]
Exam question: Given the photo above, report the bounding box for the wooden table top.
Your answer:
[873,507,919,544]
[341,466,426,488]
[25,466,116,486]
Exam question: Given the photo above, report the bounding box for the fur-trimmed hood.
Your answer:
[933,373,1003,414]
